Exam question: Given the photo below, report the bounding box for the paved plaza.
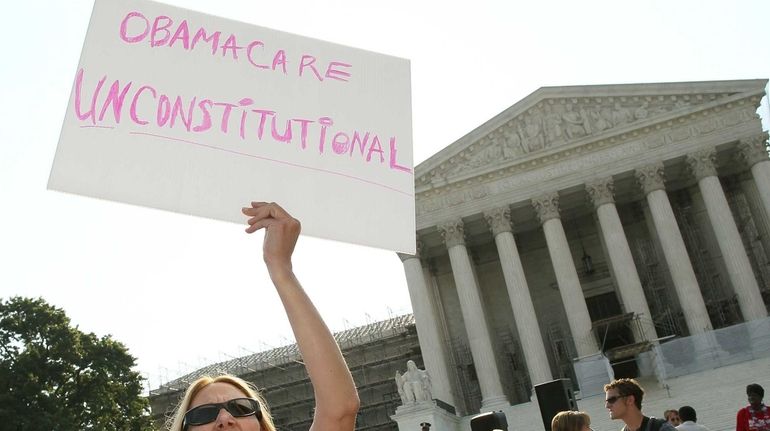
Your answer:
[491,355,770,431]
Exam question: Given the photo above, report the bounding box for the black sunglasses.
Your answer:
[605,395,628,404]
[183,397,262,429]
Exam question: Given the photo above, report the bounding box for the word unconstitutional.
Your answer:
[119,11,353,83]
[73,68,411,174]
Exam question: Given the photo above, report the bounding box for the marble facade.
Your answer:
[398,80,770,416]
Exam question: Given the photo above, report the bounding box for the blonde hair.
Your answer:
[166,375,276,431]
[551,411,590,431]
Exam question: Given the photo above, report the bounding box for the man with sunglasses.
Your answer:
[604,378,675,431]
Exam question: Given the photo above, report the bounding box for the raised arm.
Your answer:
[242,202,360,431]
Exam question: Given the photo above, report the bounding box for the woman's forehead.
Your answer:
[191,382,247,406]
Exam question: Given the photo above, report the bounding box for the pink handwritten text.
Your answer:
[119,11,353,83]
[73,68,410,173]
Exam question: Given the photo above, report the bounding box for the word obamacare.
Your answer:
[119,11,352,83]
[74,69,410,173]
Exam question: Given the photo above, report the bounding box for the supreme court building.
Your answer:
[397,79,770,420]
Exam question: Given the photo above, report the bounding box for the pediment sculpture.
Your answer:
[423,92,734,183]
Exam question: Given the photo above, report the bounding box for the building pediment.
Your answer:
[416,79,767,191]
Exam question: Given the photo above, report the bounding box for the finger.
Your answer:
[242,201,269,215]
[246,215,277,226]
[241,205,264,215]
[242,204,273,219]
[245,219,274,234]
[260,201,291,219]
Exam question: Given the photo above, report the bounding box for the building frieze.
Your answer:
[416,92,762,192]
[415,99,761,219]
[415,140,651,218]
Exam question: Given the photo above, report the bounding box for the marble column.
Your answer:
[531,192,599,357]
[483,206,553,386]
[586,177,658,342]
[738,133,770,228]
[686,149,768,321]
[737,172,770,283]
[635,163,713,334]
[398,243,457,408]
[437,219,509,410]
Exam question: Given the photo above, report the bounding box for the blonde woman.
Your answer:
[552,411,593,431]
[167,202,360,431]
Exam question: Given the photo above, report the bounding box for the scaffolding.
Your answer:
[672,188,744,328]
[446,336,480,416]
[148,314,420,431]
[546,323,578,386]
[495,329,532,404]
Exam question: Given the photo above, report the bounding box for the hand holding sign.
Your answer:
[242,202,300,278]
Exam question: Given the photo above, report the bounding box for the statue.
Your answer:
[519,115,545,152]
[562,104,586,140]
[395,370,409,404]
[612,102,632,127]
[634,102,649,120]
[543,104,564,145]
[502,124,524,157]
[591,108,612,132]
[394,360,432,405]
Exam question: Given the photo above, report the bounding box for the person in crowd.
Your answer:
[552,410,593,431]
[676,406,710,431]
[166,202,360,431]
[737,383,770,431]
[604,378,676,431]
[664,409,682,427]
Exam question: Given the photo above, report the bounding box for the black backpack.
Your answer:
[646,417,674,431]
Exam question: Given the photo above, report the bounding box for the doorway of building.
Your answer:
[585,292,639,378]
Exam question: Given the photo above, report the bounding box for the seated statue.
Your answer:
[395,360,432,405]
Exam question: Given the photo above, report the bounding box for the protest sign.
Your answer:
[49,0,415,253]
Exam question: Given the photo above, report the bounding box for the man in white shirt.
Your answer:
[676,406,710,431]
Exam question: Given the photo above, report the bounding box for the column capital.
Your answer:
[586,177,615,208]
[532,192,561,224]
[483,206,513,236]
[437,219,466,248]
[397,240,423,261]
[737,132,770,168]
[635,162,666,195]
[686,148,718,181]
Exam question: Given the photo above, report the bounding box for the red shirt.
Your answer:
[737,405,770,431]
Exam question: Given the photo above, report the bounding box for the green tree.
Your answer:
[0,297,153,430]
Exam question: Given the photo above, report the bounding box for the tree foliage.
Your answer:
[0,297,153,430]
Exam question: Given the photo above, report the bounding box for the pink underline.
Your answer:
[128,131,414,197]
[80,125,115,129]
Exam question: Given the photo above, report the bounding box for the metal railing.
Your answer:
[653,316,770,380]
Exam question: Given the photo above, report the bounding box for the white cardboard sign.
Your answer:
[49,0,415,254]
